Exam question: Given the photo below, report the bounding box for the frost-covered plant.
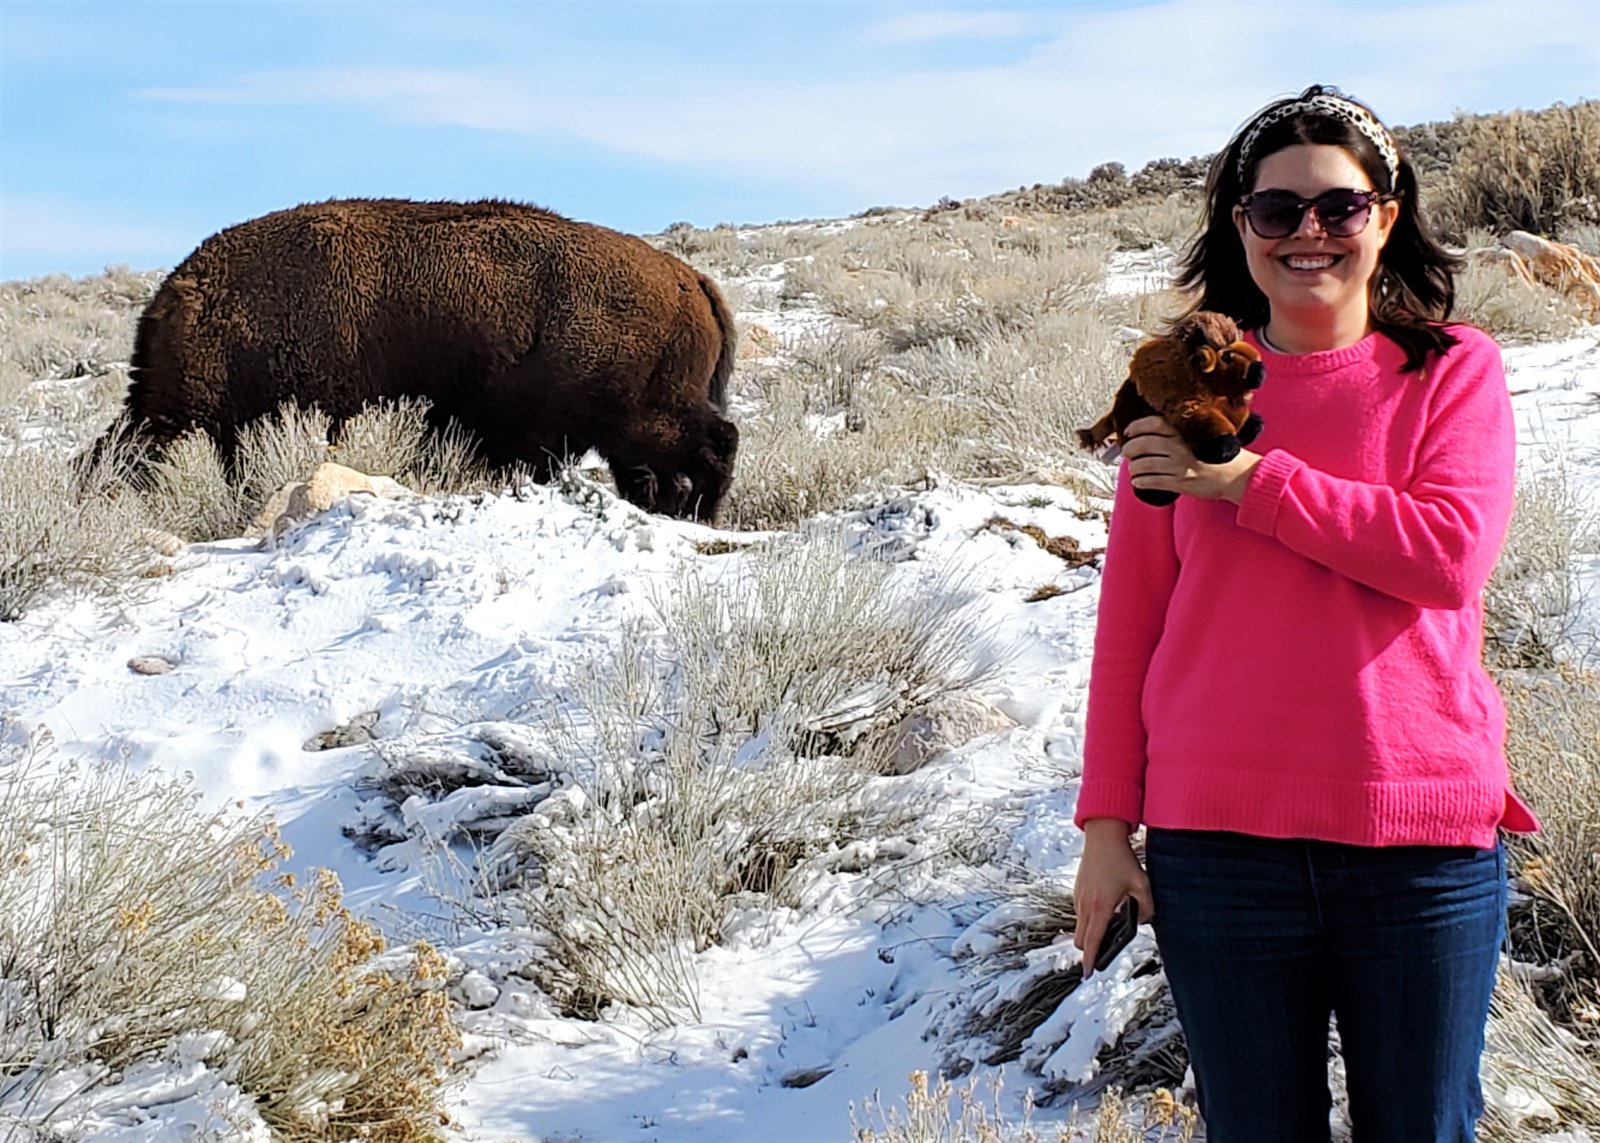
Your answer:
[0,725,459,1140]
[482,534,1002,1026]
[651,529,1003,754]
[1485,455,1597,667]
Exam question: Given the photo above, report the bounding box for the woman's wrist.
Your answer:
[1221,451,1263,504]
[1083,817,1134,843]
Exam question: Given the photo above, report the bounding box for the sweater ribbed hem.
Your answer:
[1072,778,1145,831]
[1142,765,1520,849]
[1235,448,1301,536]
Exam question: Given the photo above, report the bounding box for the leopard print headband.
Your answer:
[1237,93,1400,187]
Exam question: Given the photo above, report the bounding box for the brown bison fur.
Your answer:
[105,198,740,521]
[1076,311,1264,507]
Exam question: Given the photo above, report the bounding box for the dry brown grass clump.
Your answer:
[1430,101,1600,244]
[0,725,460,1139]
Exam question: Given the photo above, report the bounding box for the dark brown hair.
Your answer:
[1175,84,1464,371]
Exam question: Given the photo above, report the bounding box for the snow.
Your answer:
[3,261,1598,1141]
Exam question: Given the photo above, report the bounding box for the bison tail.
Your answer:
[697,273,736,412]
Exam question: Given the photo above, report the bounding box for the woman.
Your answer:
[1071,85,1539,1142]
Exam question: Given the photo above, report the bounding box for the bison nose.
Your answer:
[1246,360,1265,389]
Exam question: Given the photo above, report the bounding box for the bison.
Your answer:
[105,198,740,520]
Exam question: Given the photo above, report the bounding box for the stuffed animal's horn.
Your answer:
[1192,345,1219,373]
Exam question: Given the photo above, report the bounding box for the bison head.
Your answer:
[610,416,738,522]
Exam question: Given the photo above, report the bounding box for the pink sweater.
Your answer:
[1075,325,1539,848]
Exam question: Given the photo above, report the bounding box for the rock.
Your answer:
[138,528,186,557]
[128,655,177,675]
[871,693,1018,776]
[780,1066,834,1089]
[249,462,410,544]
[304,710,381,751]
[1494,232,1600,320]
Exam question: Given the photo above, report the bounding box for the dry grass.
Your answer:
[140,400,494,542]
[1499,666,1600,1011]
[482,533,1003,1026]
[1484,455,1598,668]
[0,267,158,445]
[1481,970,1600,1141]
[648,530,1003,755]
[1431,101,1600,243]
[0,428,157,621]
[0,725,460,1140]
[1454,256,1588,343]
[724,304,1125,530]
[851,1070,1198,1143]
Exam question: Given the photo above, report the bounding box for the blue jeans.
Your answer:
[1144,828,1506,1143]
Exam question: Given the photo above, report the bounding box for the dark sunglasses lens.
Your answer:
[1246,193,1308,238]
[1313,190,1372,235]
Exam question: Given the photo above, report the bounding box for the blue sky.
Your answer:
[2,0,1596,279]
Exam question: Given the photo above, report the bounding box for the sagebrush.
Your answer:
[0,726,460,1140]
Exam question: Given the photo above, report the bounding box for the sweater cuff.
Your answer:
[1073,778,1145,831]
[1235,449,1303,536]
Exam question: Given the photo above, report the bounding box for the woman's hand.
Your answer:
[1072,818,1156,978]
[1122,416,1261,504]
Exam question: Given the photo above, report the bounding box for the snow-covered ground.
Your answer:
[2,256,1598,1140]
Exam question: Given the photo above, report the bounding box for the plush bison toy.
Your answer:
[100,198,740,522]
[1076,311,1265,507]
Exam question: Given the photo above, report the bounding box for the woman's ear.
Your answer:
[1376,198,1401,248]
[1232,204,1248,242]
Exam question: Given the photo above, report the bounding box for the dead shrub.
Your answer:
[1431,101,1600,242]
[0,725,459,1140]
[140,400,493,542]
[1484,457,1597,667]
[1498,665,1600,1019]
[851,1069,1199,1142]
[0,432,155,621]
[487,533,1001,1026]
[1454,257,1586,343]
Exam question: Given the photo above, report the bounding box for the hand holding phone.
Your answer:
[1092,896,1141,974]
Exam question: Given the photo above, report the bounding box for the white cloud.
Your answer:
[130,0,1600,208]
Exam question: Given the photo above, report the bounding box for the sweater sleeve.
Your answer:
[1234,332,1515,609]
[1075,464,1180,830]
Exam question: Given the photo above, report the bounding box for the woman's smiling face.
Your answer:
[1234,143,1399,347]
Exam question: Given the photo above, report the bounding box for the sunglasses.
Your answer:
[1237,188,1388,239]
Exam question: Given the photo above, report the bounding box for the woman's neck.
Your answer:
[1262,310,1373,355]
